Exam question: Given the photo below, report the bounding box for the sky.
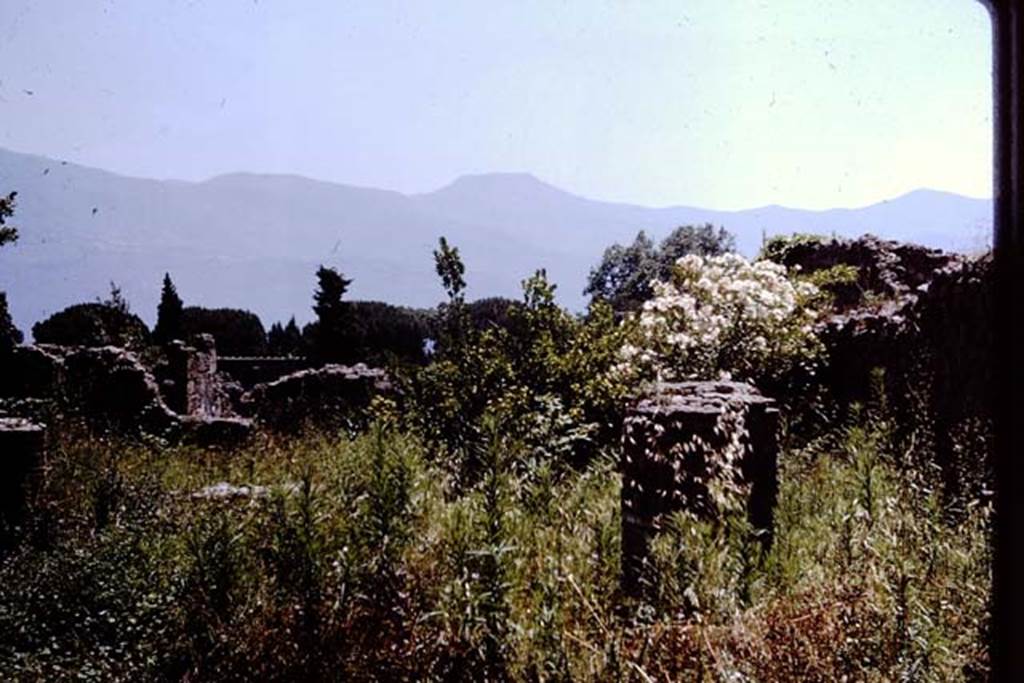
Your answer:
[0,0,993,211]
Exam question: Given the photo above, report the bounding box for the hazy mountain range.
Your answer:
[0,146,992,336]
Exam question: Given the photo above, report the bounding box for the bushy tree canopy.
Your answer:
[180,306,266,356]
[585,224,736,312]
[466,297,524,335]
[32,302,150,348]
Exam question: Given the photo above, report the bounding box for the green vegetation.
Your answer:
[180,306,267,356]
[585,224,736,313]
[758,232,830,264]
[32,302,151,349]
[0,292,21,353]
[0,194,24,350]
[0,411,989,680]
[0,227,992,680]
[153,273,184,345]
[411,242,631,474]
[0,190,17,248]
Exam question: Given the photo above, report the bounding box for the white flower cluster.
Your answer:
[619,253,822,384]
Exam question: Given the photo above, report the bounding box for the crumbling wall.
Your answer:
[621,381,779,594]
[0,345,64,399]
[775,234,964,309]
[775,236,993,501]
[61,346,180,434]
[240,363,391,432]
[0,342,253,446]
[218,356,312,389]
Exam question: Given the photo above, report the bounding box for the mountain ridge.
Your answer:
[0,147,993,336]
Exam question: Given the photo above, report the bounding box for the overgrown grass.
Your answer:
[0,414,989,681]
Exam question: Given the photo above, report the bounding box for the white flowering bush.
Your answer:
[618,253,823,386]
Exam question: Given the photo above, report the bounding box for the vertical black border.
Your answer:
[983,1,1022,680]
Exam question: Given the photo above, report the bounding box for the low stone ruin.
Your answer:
[0,333,394,444]
[773,234,964,312]
[774,235,994,500]
[0,417,46,546]
[621,381,779,594]
[0,340,253,446]
[63,345,181,434]
[240,363,392,432]
[217,356,313,389]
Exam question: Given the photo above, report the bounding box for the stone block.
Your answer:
[0,418,46,545]
[621,381,779,594]
[180,415,254,449]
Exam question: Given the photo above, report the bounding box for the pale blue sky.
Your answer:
[0,0,992,210]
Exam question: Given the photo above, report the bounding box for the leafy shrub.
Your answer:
[410,240,633,478]
[619,252,823,387]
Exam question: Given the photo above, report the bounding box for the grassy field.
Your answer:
[0,411,990,681]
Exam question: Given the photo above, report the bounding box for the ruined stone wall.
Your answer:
[777,236,993,501]
[240,363,391,432]
[0,342,252,446]
[218,356,312,389]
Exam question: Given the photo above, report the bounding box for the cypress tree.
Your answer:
[154,272,184,344]
[312,265,352,363]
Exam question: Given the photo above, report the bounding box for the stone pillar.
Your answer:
[163,341,191,414]
[187,334,219,416]
[162,334,224,417]
[0,418,46,546]
[621,381,779,595]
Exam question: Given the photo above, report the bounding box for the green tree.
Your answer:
[311,265,352,363]
[585,224,736,312]
[0,292,22,352]
[0,191,17,248]
[432,237,470,357]
[32,303,150,349]
[584,230,657,313]
[658,223,735,264]
[153,273,184,344]
[180,307,266,356]
[268,316,304,357]
[0,191,23,350]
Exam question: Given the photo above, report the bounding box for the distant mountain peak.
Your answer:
[428,171,572,198]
